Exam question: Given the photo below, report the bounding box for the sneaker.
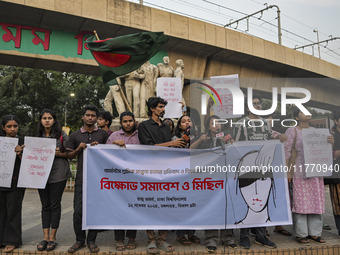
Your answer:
[206,246,217,253]
[240,237,250,249]
[255,236,277,249]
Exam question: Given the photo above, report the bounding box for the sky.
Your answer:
[129,0,340,67]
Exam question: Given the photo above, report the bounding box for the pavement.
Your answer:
[3,187,340,254]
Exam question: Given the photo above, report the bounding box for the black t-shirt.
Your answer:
[138,118,171,145]
[66,127,108,186]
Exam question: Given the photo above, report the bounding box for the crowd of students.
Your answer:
[0,96,339,254]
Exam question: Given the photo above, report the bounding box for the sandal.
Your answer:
[188,235,200,244]
[323,224,332,230]
[147,242,159,254]
[296,237,310,246]
[37,240,48,251]
[176,236,191,245]
[88,242,100,253]
[4,245,16,253]
[115,240,125,251]
[157,241,174,252]
[308,236,326,244]
[126,239,136,250]
[46,241,57,251]
[206,246,217,253]
[274,228,292,236]
[67,241,86,253]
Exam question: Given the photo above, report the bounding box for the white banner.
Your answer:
[302,128,333,177]
[156,77,182,118]
[17,137,56,189]
[83,141,292,230]
[0,137,18,188]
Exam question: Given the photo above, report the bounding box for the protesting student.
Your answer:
[195,115,237,253]
[138,97,186,254]
[66,105,109,253]
[171,115,201,245]
[0,115,25,253]
[106,111,139,251]
[285,107,333,245]
[328,111,340,236]
[36,109,72,251]
[97,111,113,136]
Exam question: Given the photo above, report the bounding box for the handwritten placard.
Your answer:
[0,137,18,188]
[302,128,333,177]
[156,77,182,118]
[211,74,241,119]
[17,137,56,189]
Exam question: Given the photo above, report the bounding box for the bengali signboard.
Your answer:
[17,137,56,189]
[0,137,18,188]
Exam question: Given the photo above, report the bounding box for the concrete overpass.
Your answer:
[1,0,340,111]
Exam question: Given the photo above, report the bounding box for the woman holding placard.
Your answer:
[285,107,334,245]
[36,109,72,252]
[0,115,25,253]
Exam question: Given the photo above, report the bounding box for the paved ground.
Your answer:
[6,187,340,254]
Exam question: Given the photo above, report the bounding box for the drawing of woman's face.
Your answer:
[240,177,271,212]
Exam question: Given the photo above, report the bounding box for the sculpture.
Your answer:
[122,67,145,118]
[174,59,185,104]
[140,61,158,117]
[103,83,126,117]
[157,56,174,77]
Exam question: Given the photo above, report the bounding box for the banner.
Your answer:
[17,137,56,189]
[156,77,182,118]
[302,128,333,177]
[83,141,292,230]
[0,137,18,188]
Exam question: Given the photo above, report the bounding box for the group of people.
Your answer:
[1,95,339,254]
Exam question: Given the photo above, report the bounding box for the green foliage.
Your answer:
[0,65,108,135]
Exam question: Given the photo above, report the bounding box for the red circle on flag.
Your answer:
[92,51,131,67]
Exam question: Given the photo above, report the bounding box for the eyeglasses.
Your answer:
[252,102,262,106]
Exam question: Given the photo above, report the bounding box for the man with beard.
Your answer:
[66,105,108,254]
[138,97,186,254]
[107,111,139,147]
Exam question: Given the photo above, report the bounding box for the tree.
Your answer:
[0,65,108,135]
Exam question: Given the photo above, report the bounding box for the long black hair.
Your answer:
[204,115,220,137]
[36,109,62,138]
[174,115,198,138]
[1,115,20,136]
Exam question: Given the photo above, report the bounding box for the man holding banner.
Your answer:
[66,105,108,253]
[138,97,186,253]
[233,95,281,249]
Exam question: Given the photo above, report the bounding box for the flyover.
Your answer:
[0,0,339,111]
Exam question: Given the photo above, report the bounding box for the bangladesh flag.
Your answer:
[86,31,168,84]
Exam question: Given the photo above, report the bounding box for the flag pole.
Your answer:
[93,30,133,113]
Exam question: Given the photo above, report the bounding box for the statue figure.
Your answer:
[103,83,126,117]
[140,61,158,117]
[157,56,174,77]
[122,67,145,118]
[174,59,185,105]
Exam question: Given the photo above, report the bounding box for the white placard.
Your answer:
[156,77,182,118]
[302,128,333,177]
[0,137,19,188]
[17,137,56,189]
[211,74,241,119]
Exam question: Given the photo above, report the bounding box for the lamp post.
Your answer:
[64,93,75,127]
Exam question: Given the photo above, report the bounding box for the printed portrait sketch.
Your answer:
[225,141,292,229]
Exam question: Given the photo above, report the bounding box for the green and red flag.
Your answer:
[86,31,168,84]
